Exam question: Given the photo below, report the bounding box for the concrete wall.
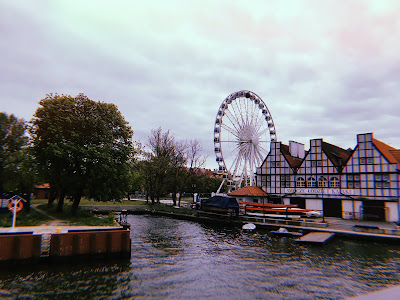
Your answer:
[385,202,399,223]
[306,199,322,211]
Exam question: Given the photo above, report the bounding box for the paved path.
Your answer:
[325,217,398,230]
[349,284,400,299]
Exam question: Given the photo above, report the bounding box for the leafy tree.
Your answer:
[0,112,39,212]
[31,93,135,215]
[0,112,28,193]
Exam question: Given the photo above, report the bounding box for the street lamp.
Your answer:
[321,186,325,223]
[192,184,196,203]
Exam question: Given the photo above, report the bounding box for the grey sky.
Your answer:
[1,0,400,169]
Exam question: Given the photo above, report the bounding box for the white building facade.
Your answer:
[341,133,400,222]
[256,133,400,222]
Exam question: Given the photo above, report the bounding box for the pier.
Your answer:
[0,225,131,262]
[296,232,335,244]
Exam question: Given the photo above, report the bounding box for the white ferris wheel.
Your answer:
[214,90,277,191]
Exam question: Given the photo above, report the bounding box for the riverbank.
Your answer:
[3,199,400,243]
[80,203,400,243]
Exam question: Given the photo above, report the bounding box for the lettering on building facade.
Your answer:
[284,188,355,195]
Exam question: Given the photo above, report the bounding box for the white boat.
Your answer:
[242,223,256,231]
[271,227,303,237]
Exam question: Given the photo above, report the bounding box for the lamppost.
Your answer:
[322,186,325,223]
[192,184,196,203]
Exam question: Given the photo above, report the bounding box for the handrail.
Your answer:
[240,201,298,208]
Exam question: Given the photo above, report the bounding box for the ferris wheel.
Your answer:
[214,90,277,190]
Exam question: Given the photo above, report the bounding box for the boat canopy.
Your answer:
[201,195,239,216]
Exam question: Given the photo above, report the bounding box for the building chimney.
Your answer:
[289,140,305,159]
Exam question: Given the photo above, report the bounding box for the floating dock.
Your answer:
[296,232,335,244]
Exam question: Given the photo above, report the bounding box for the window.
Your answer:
[296,177,305,187]
[307,177,316,187]
[281,175,291,187]
[347,174,360,188]
[360,157,373,164]
[266,175,271,187]
[311,161,317,167]
[330,177,340,188]
[318,176,328,187]
[375,174,390,188]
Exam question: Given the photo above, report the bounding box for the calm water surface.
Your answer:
[1,215,400,299]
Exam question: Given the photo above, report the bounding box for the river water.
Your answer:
[1,215,400,299]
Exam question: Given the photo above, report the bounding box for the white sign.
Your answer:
[284,188,355,195]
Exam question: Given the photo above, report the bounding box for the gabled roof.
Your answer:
[389,150,400,165]
[322,141,352,168]
[373,138,400,167]
[280,144,304,169]
[228,186,268,197]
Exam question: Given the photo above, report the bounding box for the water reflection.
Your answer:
[0,215,400,299]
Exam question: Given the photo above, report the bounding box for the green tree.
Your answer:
[0,112,29,194]
[31,93,135,215]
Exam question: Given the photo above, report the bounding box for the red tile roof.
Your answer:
[35,183,50,189]
[373,138,400,167]
[228,186,268,197]
[389,150,400,165]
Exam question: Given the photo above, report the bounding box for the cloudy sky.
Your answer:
[1,0,400,169]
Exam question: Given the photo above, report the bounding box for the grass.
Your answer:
[36,203,117,226]
[79,198,149,206]
[0,208,50,227]
[149,203,197,216]
[0,200,117,227]
[0,198,196,228]
[31,198,149,206]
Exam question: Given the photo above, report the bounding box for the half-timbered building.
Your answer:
[256,133,400,222]
[341,133,400,222]
[256,140,304,203]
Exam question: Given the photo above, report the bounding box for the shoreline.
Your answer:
[81,204,400,243]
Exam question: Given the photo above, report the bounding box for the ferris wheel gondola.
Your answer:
[214,90,276,191]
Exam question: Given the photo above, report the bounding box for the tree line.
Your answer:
[0,93,223,216]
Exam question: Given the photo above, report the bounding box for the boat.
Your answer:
[270,227,303,237]
[200,195,239,217]
[242,223,256,231]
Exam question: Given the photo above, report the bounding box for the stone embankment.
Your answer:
[82,204,400,242]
